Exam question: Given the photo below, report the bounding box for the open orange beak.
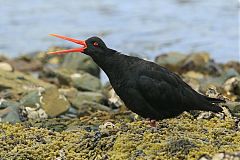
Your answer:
[48,34,87,55]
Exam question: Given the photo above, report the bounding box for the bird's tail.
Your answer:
[205,97,226,103]
[200,96,225,113]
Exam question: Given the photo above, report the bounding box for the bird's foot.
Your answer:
[145,118,157,127]
[150,119,157,127]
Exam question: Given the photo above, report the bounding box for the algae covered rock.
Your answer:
[41,87,70,117]
[0,111,238,159]
[64,91,110,116]
[0,69,53,100]
[41,68,101,91]
[67,91,107,108]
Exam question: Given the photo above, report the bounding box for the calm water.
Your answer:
[0,0,239,62]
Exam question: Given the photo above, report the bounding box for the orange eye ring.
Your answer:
[93,42,99,46]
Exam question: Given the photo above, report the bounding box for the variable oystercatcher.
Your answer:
[48,34,224,120]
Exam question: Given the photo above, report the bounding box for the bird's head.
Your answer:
[48,34,107,56]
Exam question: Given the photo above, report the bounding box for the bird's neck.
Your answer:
[90,49,126,79]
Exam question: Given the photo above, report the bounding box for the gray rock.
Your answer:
[0,100,21,123]
[20,90,41,108]
[0,69,53,100]
[71,72,101,91]
[45,68,101,91]
[226,101,240,118]
[61,53,100,77]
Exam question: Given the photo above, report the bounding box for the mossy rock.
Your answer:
[0,111,239,159]
[0,70,53,100]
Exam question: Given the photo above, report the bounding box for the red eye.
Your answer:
[93,42,98,46]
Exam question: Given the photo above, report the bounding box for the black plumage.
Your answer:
[49,35,224,120]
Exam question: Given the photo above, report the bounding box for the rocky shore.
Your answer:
[0,47,239,159]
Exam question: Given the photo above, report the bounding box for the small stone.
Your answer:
[99,122,115,130]
[212,153,225,160]
[198,155,211,160]
[197,112,213,120]
[0,62,13,72]
[41,87,70,117]
[20,90,42,108]
[24,107,48,120]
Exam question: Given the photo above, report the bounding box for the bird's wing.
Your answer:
[137,69,206,111]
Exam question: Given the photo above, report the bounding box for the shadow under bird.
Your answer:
[48,34,224,120]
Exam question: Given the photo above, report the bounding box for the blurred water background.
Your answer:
[0,0,239,62]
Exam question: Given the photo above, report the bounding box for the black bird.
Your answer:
[49,34,224,120]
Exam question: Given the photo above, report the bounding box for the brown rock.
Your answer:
[41,87,70,117]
